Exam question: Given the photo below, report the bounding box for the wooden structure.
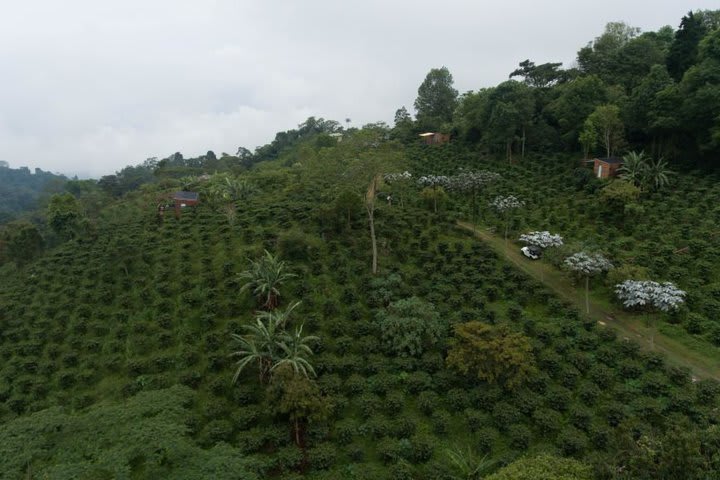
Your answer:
[592,157,624,179]
[172,191,199,218]
[419,132,450,145]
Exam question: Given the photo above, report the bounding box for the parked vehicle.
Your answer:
[521,245,542,260]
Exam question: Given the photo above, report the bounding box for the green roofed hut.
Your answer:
[173,191,199,218]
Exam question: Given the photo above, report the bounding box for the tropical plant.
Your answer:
[179,175,198,190]
[491,195,525,244]
[620,151,673,191]
[449,169,501,228]
[418,175,450,213]
[519,231,564,249]
[239,250,296,309]
[273,324,319,378]
[444,445,496,480]
[230,301,310,383]
[644,156,673,191]
[383,171,413,207]
[230,314,284,384]
[615,280,686,348]
[519,231,563,280]
[619,151,649,187]
[564,252,613,314]
[230,334,268,384]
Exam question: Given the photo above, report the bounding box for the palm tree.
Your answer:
[644,156,673,191]
[230,302,311,383]
[230,319,280,384]
[207,173,254,204]
[239,250,296,309]
[619,151,648,188]
[230,334,269,384]
[273,324,319,378]
[223,175,254,201]
[445,445,496,480]
[255,300,301,329]
[179,175,198,190]
[230,304,296,383]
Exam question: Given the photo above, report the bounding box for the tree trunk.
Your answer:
[651,135,657,158]
[366,174,380,275]
[585,275,590,314]
[471,190,477,233]
[605,130,611,158]
[368,206,378,275]
[504,217,509,246]
[265,292,278,311]
[646,312,655,350]
[260,357,272,384]
[521,126,526,160]
[506,141,512,163]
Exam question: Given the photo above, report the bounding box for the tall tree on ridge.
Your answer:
[583,105,625,158]
[667,11,707,81]
[414,66,458,131]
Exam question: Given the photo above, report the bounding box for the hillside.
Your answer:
[1,135,720,479]
[2,9,720,479]
[0,163,66,223]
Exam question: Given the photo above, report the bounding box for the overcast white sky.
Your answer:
[0,1,715,177]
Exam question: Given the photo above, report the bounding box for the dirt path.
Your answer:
[457,221,720,381]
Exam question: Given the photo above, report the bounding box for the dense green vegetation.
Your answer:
[0,163,66,222]
[1,10,720,479]
[407,143,720,349]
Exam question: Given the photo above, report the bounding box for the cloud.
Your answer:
[0,0,715,176]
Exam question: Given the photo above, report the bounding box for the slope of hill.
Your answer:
[0,164,67,223]
[1,136,719,479]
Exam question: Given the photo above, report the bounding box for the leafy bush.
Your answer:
[484,454,592,480]
[557,426,588,456]
[309,442,337,470]
[508,424,532,450]
[376,297,446,357]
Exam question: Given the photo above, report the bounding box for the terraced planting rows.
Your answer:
[2,159,719,478]
[410,144,720,353]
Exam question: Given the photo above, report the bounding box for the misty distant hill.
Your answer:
[0,162,67,223]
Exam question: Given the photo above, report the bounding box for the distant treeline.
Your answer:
[0,162,66,223]
[396,10,720,167]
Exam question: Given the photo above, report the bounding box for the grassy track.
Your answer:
[457,221,720,381]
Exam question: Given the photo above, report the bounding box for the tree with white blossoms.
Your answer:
[615,280,686,349]
[564,252,613,314]
[449,170,501,230]
[519,231,563,280]
[490,195,525,244]
[383,171,413,207]
[418,175,450,213]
